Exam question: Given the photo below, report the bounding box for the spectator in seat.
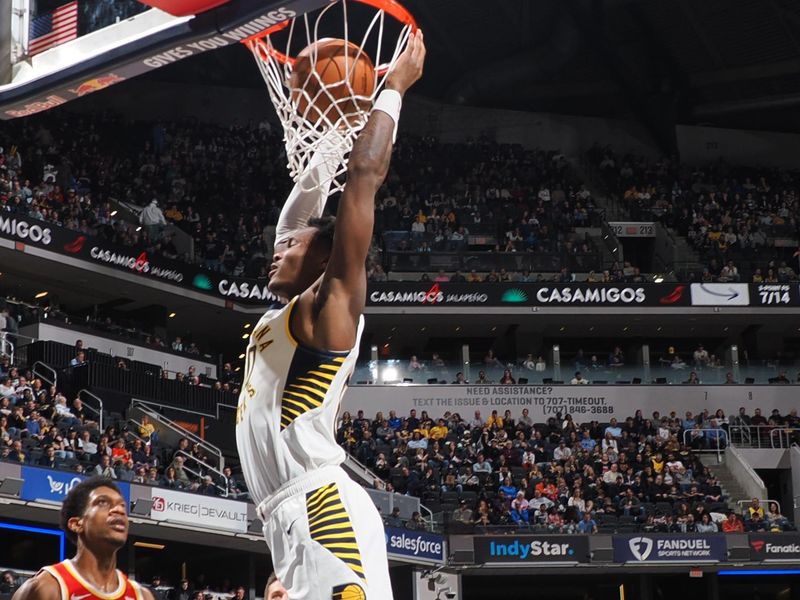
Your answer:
[70,351,87,367]
[386,506,403,528]
[452,372,467,384]
[0,571,19,594]
[571,371,588,385]
[38,445,57,468]
[452,500,473,526]
[748,513,768,532]
[722,512,745,533]
[696,513,718,533]
[693,345,709,368]
[199,475,218,496]
[766,502,790,531]
[171,455,192,487]
[406,511,426,530]
[484,350,503,368]
[94,454,116,479]
[116,458,136,482]
[475,370,492,384]
[747,498,765,521]
[577,511,598,534]
[499,369,516,384]
[684,371,700,384]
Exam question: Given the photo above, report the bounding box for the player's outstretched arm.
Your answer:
[309,30,426,350]
[11,573,60,600]
[275,133,345,245]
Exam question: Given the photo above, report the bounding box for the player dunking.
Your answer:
[12,477,154,600]
[235,30,425,600]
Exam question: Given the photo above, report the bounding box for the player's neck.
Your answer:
[72,546,120,593]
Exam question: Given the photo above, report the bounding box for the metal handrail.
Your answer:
[173,449,229,497]
[131,400,223,470]
[78,389,104,431]
[729,424,799,449]
[682,428,726,461]
[770,428,800,449]
[737,499,781,516]
[32,361,57,388]
[0,335,13,364]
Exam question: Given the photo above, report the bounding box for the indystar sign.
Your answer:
[474,535,590,564]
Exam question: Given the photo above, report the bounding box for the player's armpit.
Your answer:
[140,585,157,600]
[11,573,61,600]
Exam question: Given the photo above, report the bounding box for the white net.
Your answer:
[244,0,415,194]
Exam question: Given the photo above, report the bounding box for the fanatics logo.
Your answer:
[750,540,766,552]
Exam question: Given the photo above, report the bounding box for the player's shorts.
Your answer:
[257,465,393,600]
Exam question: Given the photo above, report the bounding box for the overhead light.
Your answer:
[136,226,142,232]
[244,323,251,329]
[612,247,618,253]
[589,326,595,332]
[238,353,245,359]
[235,367,241,372]
[241,333,249,339]
[168,312,176,318]
[657,326,662,332]
[559,326,566,332]
[420,326,426,332]
[35,291,48,299]
[455,326,461,332]
[491,326,497,332]
[134,541,165,550]
[654,276,664,283]
[110,210,118,217]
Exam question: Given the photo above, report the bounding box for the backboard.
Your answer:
[0,0,331,119]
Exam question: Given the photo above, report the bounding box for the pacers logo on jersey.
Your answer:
[332,583,366,600]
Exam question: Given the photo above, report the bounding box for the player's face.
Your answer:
[269,228,327,299]
[266,580,289,600]
[72,486,129,548]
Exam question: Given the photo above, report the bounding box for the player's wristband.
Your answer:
[372,89,402,143]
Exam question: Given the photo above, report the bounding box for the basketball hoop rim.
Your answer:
[242,0,417,70]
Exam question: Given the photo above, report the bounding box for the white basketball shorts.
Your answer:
[257,466,393,600]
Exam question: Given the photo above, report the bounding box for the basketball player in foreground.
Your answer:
[12,477,153,600]
[235,30,425,600]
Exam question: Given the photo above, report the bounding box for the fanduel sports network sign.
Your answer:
[150,487,248,533]
[384,526,445,564]
[473,535,590,564]
[20,466,130,505]
[749,534,800,561]
[614,535,727,563]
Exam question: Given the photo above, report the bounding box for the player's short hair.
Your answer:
[307,216,336,252]
[60,476,122,544]
[265,572,279,591]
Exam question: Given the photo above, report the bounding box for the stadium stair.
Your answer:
[699,455,751,512]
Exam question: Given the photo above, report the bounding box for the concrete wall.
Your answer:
[677,124,800,169]
[19,321,217,378]
[726,446,768,501]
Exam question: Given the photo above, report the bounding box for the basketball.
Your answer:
[289,38,376,124]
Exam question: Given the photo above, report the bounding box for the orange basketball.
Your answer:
[289,38,376,124]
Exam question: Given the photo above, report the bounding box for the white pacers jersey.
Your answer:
[235,296,363,505]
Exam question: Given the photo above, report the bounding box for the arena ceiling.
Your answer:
[139,0,800,149]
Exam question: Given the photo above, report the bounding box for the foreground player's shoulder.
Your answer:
[11,570,62,600]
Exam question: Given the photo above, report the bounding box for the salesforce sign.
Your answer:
[385,526,445,564]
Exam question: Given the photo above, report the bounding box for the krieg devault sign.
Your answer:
[614,535,727,563]
[150,487,248,533]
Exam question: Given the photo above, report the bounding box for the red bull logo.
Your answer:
[69,73,126,97]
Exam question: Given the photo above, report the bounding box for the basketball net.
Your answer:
[243,0,416,194]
